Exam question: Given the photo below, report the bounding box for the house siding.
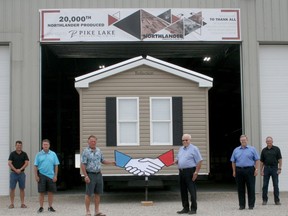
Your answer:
[79,65,209,175]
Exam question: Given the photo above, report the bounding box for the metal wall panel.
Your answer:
[0,45,10,195]
[256,0,288,41]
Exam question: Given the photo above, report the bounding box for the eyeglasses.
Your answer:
[182,139,189,141]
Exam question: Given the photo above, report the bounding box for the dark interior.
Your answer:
[41,42,242,190]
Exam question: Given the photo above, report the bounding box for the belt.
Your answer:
[179,167,195,171]
[236,166,254,169]
[87,171,101,174]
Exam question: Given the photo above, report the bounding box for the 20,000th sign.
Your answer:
[40,8,240,42]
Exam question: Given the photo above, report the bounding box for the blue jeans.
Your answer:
[262,166,280,202]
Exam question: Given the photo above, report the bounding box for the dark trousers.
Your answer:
[262,166,280,203]
[235,166,255,208]
[179,167,197,212]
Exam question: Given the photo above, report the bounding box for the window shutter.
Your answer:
[106,97,117,146]
[172,97,183,146]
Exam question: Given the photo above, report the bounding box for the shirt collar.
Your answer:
[88,147,97,152]
[183,143,191,149]
[265,145,274,150]
[239,145,249,149]
[41,149,50,154]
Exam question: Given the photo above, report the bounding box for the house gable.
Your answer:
[75,56,213,88]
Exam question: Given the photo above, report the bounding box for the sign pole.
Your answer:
[141,176,153,206]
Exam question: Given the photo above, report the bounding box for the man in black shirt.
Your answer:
[8,140,29,209]
[260,136,282,205]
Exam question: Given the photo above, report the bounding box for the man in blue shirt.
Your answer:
[230,134,260,210]
[175,134,203,215]
[34,139,60,213]
[81,135,115,216]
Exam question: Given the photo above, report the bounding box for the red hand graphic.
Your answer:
[158,149,174,167]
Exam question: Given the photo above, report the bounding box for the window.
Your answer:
[117,97,139,146]
[106,96,182,146]
[150,97,172,145]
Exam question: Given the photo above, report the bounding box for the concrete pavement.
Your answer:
[1,186,287,216]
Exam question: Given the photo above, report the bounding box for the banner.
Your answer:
[40,8,240,42]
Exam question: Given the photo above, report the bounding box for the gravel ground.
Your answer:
[1,187,287,216]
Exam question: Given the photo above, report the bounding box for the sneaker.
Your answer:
[262,201,267,205]
[48,206,56,212]
[275,201,281,205]
[37,207,44,213]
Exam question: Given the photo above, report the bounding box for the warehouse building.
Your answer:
[0,0,288,196]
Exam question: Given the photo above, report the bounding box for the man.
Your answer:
[260,136,282,205]
[174,134,202,215]
[8,140,29,209]
[34,139,60,213]
[230,134,260,210]
[81,135,115,216]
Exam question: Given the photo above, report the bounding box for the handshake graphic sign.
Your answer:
[114,150,174,176]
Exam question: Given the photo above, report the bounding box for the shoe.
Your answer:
[177,209,189,214]
[188,210,197,214]
[21,204,27,208]
[239,207,245,210]
[249,207,253,210]
[262,201,267,205]
[95,213,106,216]
[37,207,44,213]
[8,204,14,209]
[48,206,56,212]
[275,201,281,205]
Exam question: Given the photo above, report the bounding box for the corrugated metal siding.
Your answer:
[256,0,288,41]
[0,46,10,195]
[239,0,260,141]
[79,65,209,175]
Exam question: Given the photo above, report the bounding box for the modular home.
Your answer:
[75,56,212,185]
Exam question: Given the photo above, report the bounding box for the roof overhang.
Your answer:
[75,56,213,88]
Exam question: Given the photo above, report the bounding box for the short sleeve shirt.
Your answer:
[81,147,104,173]
[8,151,29,171]
[260,145,282,166]
[177,144,203,169]
[230,145,260,167]
[34,150,60,179]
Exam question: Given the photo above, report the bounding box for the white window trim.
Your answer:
[117,97,139,146]
[150,97,173,146]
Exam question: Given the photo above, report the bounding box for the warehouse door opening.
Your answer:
[41,42,241,190]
